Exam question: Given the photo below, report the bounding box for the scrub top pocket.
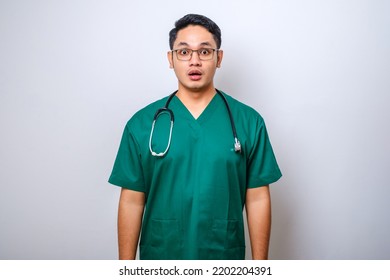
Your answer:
[212,219,244,249]
[145,219,181,259]
[199,219,245,259]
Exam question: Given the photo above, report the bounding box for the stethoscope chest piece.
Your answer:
[234,137,242,153]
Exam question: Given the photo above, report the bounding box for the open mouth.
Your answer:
[188,70,202,80]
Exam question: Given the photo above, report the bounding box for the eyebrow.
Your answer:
[176,42,214,48]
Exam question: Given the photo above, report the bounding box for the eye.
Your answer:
[178,49,190,56]
[199,48,210,55]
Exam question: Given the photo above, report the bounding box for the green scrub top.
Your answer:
[109,91,282,260]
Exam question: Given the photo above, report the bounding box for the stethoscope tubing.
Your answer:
[149,89,241,157]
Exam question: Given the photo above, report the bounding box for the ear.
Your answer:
[216,50,223,68]
[167,51,174,68]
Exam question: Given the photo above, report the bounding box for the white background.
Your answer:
[1,0,389,259]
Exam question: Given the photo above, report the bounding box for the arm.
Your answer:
[245,185,271,260]
[117,188,145,260]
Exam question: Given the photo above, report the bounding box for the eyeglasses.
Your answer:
[171,48,218,61]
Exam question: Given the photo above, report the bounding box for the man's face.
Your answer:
[168,25,223,93]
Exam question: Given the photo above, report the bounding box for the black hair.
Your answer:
[169,14,222,50]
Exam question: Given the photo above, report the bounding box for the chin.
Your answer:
[182,82,212,92]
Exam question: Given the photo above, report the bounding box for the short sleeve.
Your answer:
[108,123,145,192]
[246,118,282,188]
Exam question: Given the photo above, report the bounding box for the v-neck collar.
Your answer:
[171,93,221,124]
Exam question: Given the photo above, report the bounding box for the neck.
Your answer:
[176,85,217,119]
[176,84,216,100]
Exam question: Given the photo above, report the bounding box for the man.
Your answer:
[109,14,282,260]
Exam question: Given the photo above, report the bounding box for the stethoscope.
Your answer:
[149,89,241,157]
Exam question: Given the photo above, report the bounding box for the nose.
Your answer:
[189,51,202,66]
